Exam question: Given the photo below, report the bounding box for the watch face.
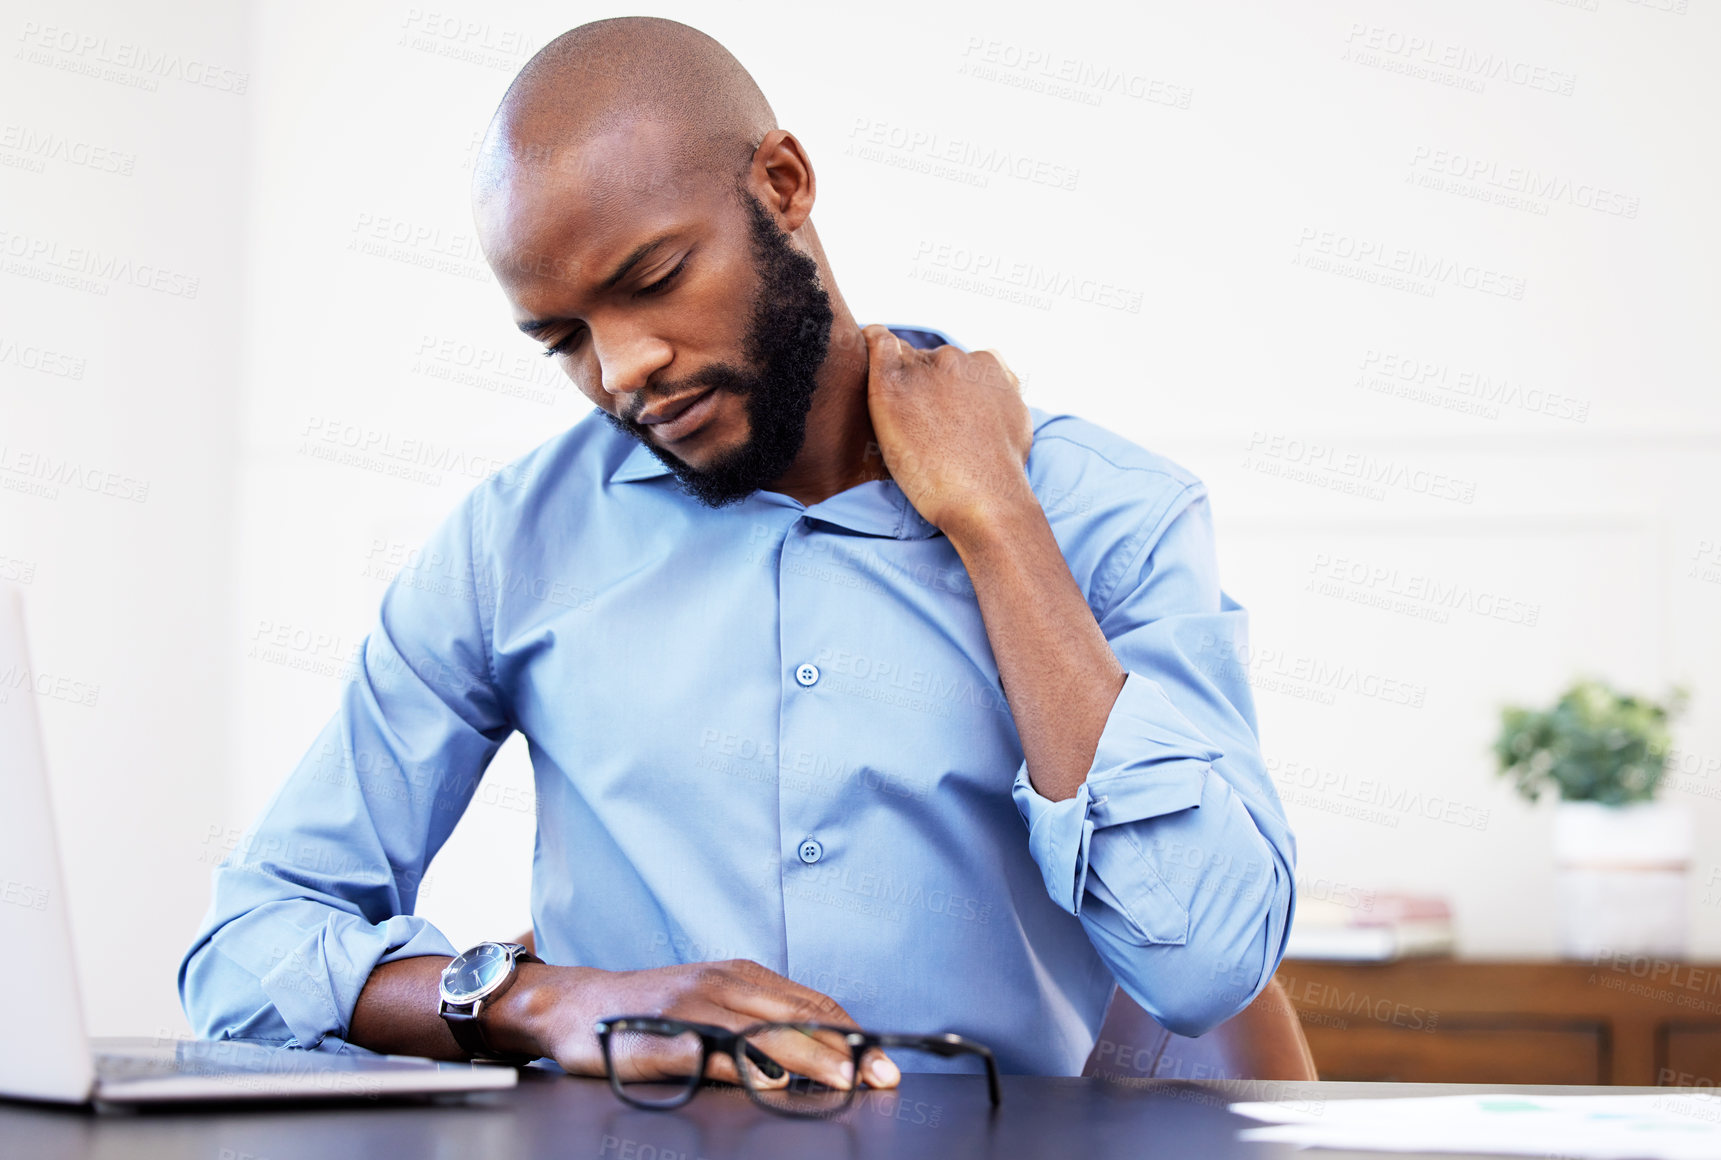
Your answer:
[441,943,512,1003]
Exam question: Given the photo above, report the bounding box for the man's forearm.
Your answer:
[944,487,1126,803]
[347,956,582,1061]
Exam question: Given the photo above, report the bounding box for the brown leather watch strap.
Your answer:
[442,1006,500,1059]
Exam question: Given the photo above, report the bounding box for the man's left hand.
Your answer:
[862,324,1035,537]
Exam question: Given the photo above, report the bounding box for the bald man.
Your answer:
[180,17,1295,1087]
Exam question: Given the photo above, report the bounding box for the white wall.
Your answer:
[7,0,1718,1038]
[1,0,248,1034]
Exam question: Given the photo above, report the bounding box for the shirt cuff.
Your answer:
[261,913,460,1050]
[1012,671,1218,923]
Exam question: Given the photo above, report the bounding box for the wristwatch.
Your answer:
[438,941,543,1063]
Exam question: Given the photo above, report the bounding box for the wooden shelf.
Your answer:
[1276,957,1721,1085]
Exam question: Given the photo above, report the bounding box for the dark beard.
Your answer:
[601,183,834,508]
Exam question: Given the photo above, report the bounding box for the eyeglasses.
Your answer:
[593,1015,1001,1118]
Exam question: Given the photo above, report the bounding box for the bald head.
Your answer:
[467,19,850,507]
[474,17,778,206]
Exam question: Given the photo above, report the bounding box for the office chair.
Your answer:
[1081,977,1317,1081]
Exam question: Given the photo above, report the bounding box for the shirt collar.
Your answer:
[607,323,959,541]
[610,440,675,484]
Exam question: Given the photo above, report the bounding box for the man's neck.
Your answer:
[763,310,886,507]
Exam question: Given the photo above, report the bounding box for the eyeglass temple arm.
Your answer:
[696,1025,788,1081]
[866,1033,1001,1107]
[737,1037,786,1080]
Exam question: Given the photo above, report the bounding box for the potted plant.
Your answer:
[1494,678,1692,958]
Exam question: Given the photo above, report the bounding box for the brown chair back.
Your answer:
[1081,976,1316,1081]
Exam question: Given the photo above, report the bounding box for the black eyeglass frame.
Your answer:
[592,1015,1002,1116]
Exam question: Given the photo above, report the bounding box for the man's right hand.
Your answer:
[349,956,900,1091]
[497,958,900,1090]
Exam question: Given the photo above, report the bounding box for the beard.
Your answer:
[600,183,835,509]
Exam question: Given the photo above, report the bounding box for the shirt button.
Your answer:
[798,838,824,864]
[794,663,820,687]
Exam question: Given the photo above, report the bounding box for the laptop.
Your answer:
[0,583,518,1106]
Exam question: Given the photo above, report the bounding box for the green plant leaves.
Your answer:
[1492,678,1689,805]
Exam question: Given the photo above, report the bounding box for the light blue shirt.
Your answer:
[179,324,1296,1075]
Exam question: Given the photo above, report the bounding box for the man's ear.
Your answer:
[749,128,816,233]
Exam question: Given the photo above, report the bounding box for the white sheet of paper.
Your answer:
[1229,1093,1721,1159]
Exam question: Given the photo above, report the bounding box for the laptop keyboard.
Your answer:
[95,1045,307,1081]
[96,1043,449,1081]
[95,1051,190,1080]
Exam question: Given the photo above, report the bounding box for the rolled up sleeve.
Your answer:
[1011,482,1296,1038]
[178,485,514,1050]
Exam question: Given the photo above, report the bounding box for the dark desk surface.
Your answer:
[0,1070,1670,1159]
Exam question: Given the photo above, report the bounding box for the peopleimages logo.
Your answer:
[1307,552,1542,628]
[1244,431,1478,505]
[0,123,136,175]
[910,240,1144,314]
[1357,349,1590,423]
[1339,23,1576,96]
[956,35,1194,110]
[846,118,1080,192]
[1267,755,1490,831]
[1407,146,1639,219]
[297,417,511,487]
[0,662,100,708]
[0,334,86,380]
[1195,633,1428,709]
[0,226,200,298]
[1277,972,1441,1033]
[0,444,150,503]
[15,21,250,94]
[1292,228,1527,301]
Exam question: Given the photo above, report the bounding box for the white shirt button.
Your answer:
[794,663,820,687]
[798,837,824,864]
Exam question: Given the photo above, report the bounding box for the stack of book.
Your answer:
[1285,893,1455,962]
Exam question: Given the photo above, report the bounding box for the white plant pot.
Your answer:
[1553,800,1692,960]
